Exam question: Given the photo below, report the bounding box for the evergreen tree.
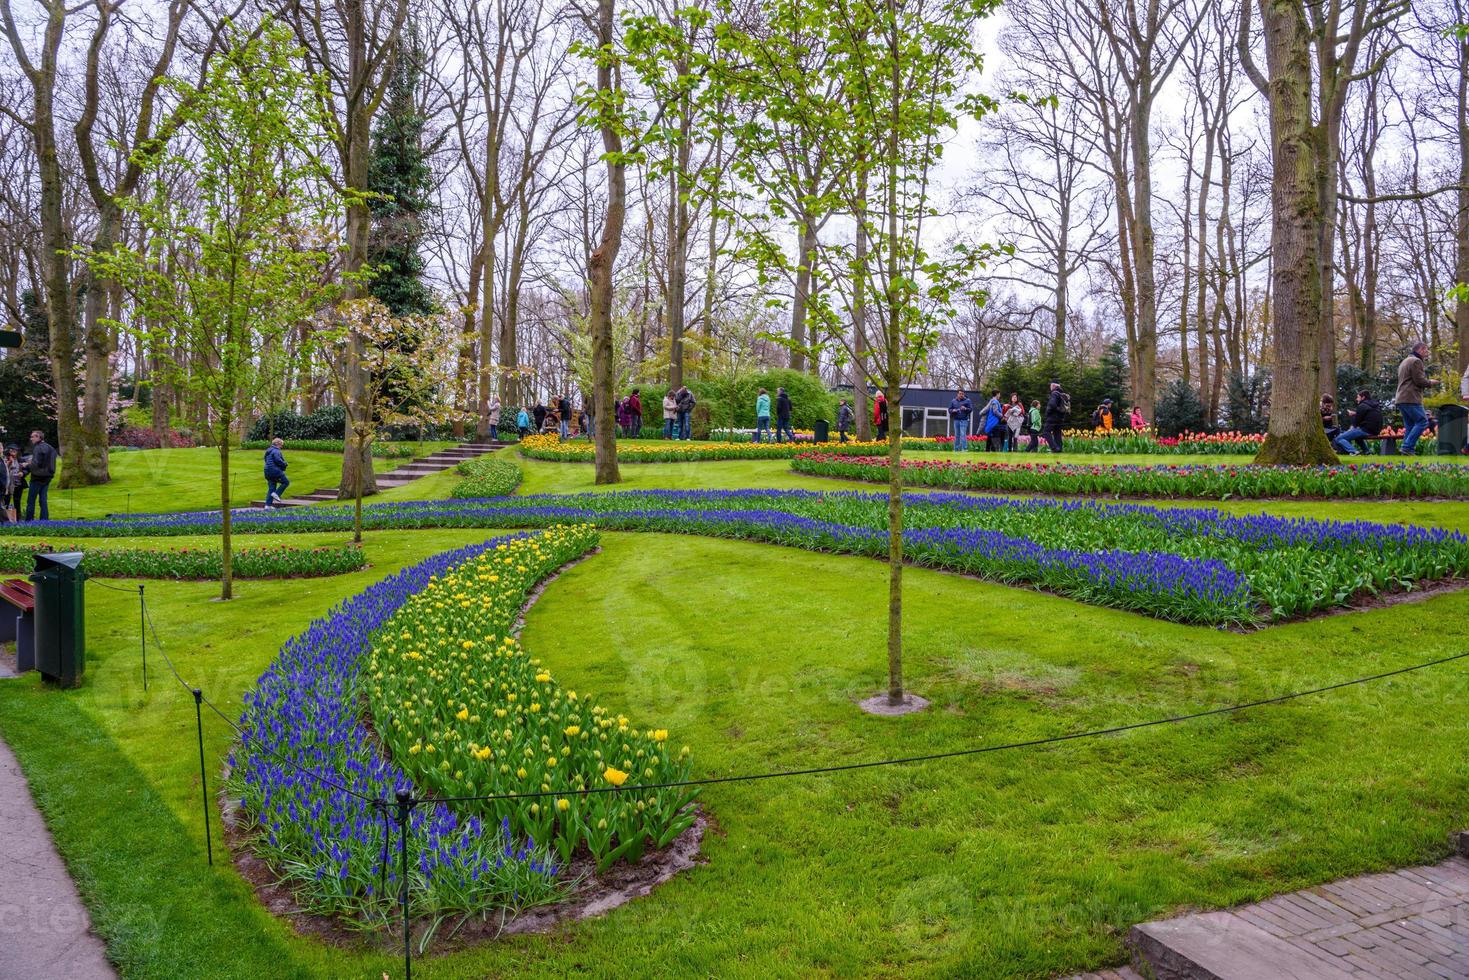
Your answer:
[1154,380,1206,437]
[0,291,57,446]
[367,30,435,317]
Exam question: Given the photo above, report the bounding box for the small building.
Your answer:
[832,384,971,439]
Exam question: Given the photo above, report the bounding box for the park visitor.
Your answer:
[1026,400,1042,452]
[488,398,501,439]
[557,395,572,439]
[263,438,289,508]
[754,388,771,443]
[1005,393,1024,451]
[1128,405,1145,429]
[675,386,696,440]
[662,391,678,439]
[1396,341,1436,454]
[1043,381,1069,453]
[873,390,889,440]
[775,387,794,443]
[836,399,854,443]
[948,389,974,451]
[1,445,17,521]
[1333,390,1384,456]
[1321,395,1338,442]
[1091,399,1114,431]
[23,430,56,521]
[516,406,531,439]
[982,389,1004,452]
[626,388,642,437]
[533,402,547,432]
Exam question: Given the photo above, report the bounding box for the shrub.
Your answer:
[1153,380,1207,438]
[247,405,348,442]
[0,540,365,579]
[449,457,522,498]
[239,439,416,457]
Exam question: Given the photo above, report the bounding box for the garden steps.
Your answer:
[1104,845,1469,980]
[249,441,510,507]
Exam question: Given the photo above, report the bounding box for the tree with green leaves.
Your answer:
[88,22,347,600]
[310,297,462,543]
[718,0,1004,706]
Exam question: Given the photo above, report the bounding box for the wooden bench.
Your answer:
[0,579,35,671]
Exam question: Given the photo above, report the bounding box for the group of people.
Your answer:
[1324,341,1439,456]
[945,383,1079,453]
[0,431,57,521]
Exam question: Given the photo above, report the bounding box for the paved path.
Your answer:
[1067,847,1469,979]
[0,734,114,979]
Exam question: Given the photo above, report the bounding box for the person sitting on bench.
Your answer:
[1332,390,1384,456]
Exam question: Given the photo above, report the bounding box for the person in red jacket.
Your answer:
[872,390,889,440]
[626,388,642,438]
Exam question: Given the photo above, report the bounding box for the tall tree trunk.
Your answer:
[666,111,691,388]
[1253,0,1338,465]
[502,205,532,413]
[854,168,871,442]
[1130,96,1159,421]
[1455,22,1469,372]
[337,0,378,498]
[790,212,816,372]
[588,0,622,486]
[219,422,233,600]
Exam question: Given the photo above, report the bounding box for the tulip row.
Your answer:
[228,533,567,924]
[516,433,938,463]
[0,541,366,579]
[448,457,523,499]
[366,525,698,868]
[789,453,1469,500]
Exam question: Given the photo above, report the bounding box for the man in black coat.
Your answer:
[1332,390,1384,456]
[23,430,57,521]
[775,387,794,442]
[1042,382,1069,453]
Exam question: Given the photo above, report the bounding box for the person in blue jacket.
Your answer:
[948,389,974,451]
[263,438,289,508]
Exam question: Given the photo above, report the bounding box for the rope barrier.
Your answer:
[127,583,1469,979]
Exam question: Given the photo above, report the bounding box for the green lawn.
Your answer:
[37,444,457,519]
[3,450,1469,977]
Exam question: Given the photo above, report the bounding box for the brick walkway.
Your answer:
[0,733,114,979]
[1070,845,1469,979]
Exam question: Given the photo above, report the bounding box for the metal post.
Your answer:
[193,689,213,865]
[396,789,412,979]
[138,585,147,692]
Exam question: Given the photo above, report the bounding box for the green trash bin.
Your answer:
[813,419,830,442]
[28,552,86,688]
[1438,404,1468,456]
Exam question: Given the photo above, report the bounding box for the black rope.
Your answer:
[89,578,143,594]
[434,649,1469,805]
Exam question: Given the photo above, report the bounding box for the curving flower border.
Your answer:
[227,532,568,921]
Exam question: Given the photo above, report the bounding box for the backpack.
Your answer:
[1058,391,1071,415]
[1090,409,1102,428]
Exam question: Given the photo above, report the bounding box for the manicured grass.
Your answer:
[3,453,1469,976]
[43,447,433,519]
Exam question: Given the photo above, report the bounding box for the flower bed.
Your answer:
[0,541,366,579]
[240,439,417,457]
[517,433,941,463]
[366,525,697,868]
[789,453,1469,500]
[30,491,1467,624]
[448,457,522,499]
[228,532,570,922]
[228,525,696,924]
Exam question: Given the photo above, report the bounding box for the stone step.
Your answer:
[1063,969,1146,980]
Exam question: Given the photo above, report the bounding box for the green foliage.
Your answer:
[367,27,435,318]
[0,291,55,447]
[1153,381,1206,438]
[247,406,348,441]
[1224,370,1271,435]
[239,439,417,458]
[986,347,1126,429]
[0,540,365,579]
[638,369,837,435]
[449,457,523,498]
